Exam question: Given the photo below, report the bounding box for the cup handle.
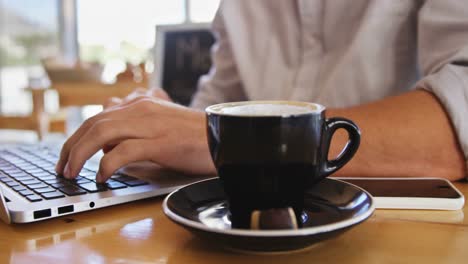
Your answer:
[321,117,361,177]
[250,207,298,230]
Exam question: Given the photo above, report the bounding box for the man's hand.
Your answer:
[55,96,216,183]
[327,90,465,181]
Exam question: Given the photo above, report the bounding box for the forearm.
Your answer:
[327,89,466,181]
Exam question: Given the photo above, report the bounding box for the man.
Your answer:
[56,1,467,182]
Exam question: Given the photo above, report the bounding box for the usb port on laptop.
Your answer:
[58,205,74,215]
[33,209,51,219]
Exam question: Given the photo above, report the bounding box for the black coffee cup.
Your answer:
[206,101,360,230]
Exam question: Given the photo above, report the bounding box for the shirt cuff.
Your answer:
[417,64,468,178]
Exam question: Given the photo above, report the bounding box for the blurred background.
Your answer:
[0,0,219,140]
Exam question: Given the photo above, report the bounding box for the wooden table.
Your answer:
[0,88,49,140]
[0,182,467,264]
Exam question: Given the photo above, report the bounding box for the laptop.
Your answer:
[0,143,211,224]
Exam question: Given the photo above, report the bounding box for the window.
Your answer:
[0,0,220,114]
[0,0,60,114]
[77,0,185,64]
[189,0,220,22]
[77,0,220,81]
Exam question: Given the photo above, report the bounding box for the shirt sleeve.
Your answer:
[415,0,468,175]
[190,2,248,110]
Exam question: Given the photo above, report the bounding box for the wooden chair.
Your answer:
[0,88,49,140]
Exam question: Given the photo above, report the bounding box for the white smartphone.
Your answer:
[333,177,465,210]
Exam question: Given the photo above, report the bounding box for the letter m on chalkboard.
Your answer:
[155,24,215,106]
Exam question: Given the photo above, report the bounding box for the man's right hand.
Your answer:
[55,94,216,183]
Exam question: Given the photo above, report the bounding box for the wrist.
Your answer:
[189,110,217,175]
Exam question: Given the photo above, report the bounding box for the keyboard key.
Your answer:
[41,191,65,200]
[18,164,37,170]
[5,181,19,187]
[76,178,91,184]
[25,158,42,163]
[27,183,49,189]
[77,182,108,193]
[24,168,45,174]
[3,168,23,174]
[106,181,127,190]
[2,161,16,167]
[32,161,51,167]
[80,175,96,181]
[0,177,13,183]
[58,186,87,196]
[43,178,66,184]
[16,176,37,182]
[34,172,54,178]
[20,179,41,185]
[25,194,43,202]
[0,160,15,165]
[0,167,14,173]
[14,161,29,166]
[12,185,27,192]
[0,156,19,162]
[38,175,58,181]
[34,187,56,193]
[50,182,68,188]
[8,172,30,178]
[41,165,56,171]
[11,175,35,182]
[82,167,96,172]
[62,179,78,185]
[79,171,96,177]
[63,177,88,185]
[45,170,59,175]
[111,175,138,183]
[19,189,34,196]
[44,157,58,163]
[125,180,149,187]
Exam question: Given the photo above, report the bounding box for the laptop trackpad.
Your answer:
[118,161,213,188]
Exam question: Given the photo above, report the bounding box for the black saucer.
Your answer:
[163,178,374,253]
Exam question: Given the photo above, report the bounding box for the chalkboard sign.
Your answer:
[153,24,215,106]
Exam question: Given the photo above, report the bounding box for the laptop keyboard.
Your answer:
[0,146,149,202]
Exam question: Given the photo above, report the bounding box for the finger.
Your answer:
[56,114,106,175]
[64,117,163,178]
[96,139,155,182]
[102,143,117,154]
[56,99,155,174]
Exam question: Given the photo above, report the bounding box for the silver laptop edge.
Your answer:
[0,145,212,224]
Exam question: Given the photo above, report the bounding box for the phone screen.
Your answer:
[339,178,462,198]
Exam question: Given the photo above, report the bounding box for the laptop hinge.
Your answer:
[0,186,11,224]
